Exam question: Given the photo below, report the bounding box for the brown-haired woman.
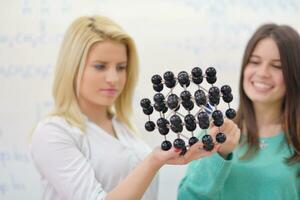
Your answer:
[178,23,300,200]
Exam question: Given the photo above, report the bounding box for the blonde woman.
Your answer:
[30,16,218,200]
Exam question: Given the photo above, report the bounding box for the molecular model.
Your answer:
[140,67,236,153]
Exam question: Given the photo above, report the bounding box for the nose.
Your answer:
[257,63,271,77]
[105,67,119,84]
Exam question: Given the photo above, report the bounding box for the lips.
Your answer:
[251,81,273,92]
[100,88,117,96]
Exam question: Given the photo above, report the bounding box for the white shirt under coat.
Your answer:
[30,116,159,200]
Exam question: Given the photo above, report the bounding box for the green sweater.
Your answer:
[178,132,300,200]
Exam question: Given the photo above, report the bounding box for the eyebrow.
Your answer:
[250,55,281,62]
[92,60,128,64]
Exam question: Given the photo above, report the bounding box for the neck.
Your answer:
[253,101,282,137]
[78,99,111,125]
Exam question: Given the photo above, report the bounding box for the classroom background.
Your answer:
[0,0,299,199]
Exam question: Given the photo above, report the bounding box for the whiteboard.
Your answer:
[1,0,299,199]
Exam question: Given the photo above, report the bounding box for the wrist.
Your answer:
[147,151,164,170]
[218,151,233,160]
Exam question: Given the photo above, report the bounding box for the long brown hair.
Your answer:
[235,24,300,168]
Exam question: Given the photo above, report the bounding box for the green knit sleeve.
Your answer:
[177,151,233,200]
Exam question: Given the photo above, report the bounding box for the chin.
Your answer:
[249,94,283,105]
[251,98,271,104]
[91,99,115,107]
[102,101,116,106]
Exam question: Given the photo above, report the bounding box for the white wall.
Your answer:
[0,0,299,199]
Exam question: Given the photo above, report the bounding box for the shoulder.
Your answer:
[31,116,84,148]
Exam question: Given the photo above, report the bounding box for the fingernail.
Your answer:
[174,148,181,152]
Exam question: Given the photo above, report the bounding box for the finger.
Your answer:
[167,154,189,165]
[223,124,235,139]
[184,142,220,162]
[209,125,219,137]
[220,120,236,137]
[182,142,202,159]
[233,126,241,141]
[224,122,239,140]
[159,147,182,160]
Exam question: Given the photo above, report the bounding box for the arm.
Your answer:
[106,142,220,200]
[178,119,240,200]
[31,122,107,200]
[178,153,233,200]
[104,149,164,200]
[31,120,217,200]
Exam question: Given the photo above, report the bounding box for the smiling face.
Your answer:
[78,40,128,111]
[243,37,286,106]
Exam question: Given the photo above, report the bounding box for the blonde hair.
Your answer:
[51,16,138,131]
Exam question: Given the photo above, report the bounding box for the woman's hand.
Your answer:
[150,140,220,167]
[148,118,240,167]
[209,118,241,159]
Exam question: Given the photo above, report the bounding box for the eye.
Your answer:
[271,64,282,69]
[248,60,260,65]
[94,64,105,70]
[117,64,127,71]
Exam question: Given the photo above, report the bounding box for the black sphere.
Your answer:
[191,67,202,78]
[189,136,199,146]
[197,112,210,129]
[170,114,182,126]
[206,76,217,84]
[156,117,169,128]
[173,138,186,149]
[154,102,165,112]
[161,140,172,151]
[145,121,155,131]
[221,85,232,95]
[208,94,220,106]
[205,67,217,77]
[179,146,187,156]
[212,110,223,121]
[222,93,233,103]
[158,127,169,135]
[151,74,162,85]
[209,86,220,97]
[184,114,196,125]
[162,105,168,114]
[182,100,194,111]
[185,123,197,131]
[171,124,183,133]
[178,71,190,87]
[216,132,226,143]
[165,79,176,88]
[203,143,215,151]
[167,94,179,109]
[226,108,236,119]
[153,93,165,103]
[140,98,151,108]
[192,76,203,84]
[180,90,191,101]
[197,111,209,121]
[194,90,207,106]
[202,134,213,145]
[153,83,163,92]
[143,107,153,115]
[163,71,175,81]
[213,118,224,127]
